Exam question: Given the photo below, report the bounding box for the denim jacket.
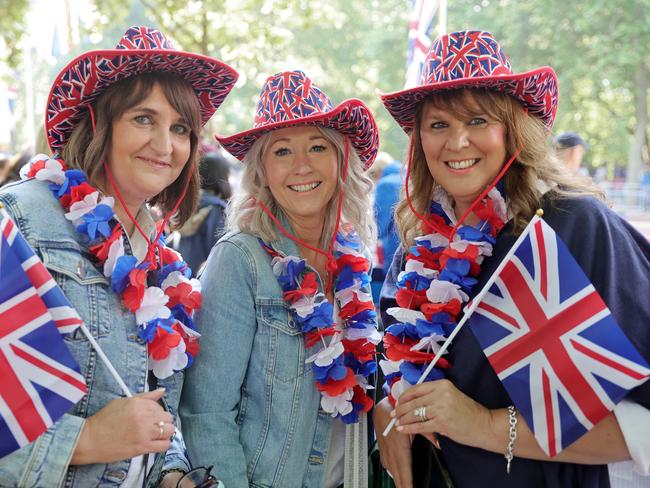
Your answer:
[180,229,338,488]
[0,179,190,487]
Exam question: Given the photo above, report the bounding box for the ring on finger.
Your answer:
[156,421,165,439]
[414,406,428,422]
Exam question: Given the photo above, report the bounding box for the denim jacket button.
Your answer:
[288,319,296,328]
[76,259,85,278]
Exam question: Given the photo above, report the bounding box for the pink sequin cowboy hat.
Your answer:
[215,70,379,170]
[45,26,239,152]
[381,30,559,132]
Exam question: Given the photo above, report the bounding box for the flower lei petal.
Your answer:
[381,192,507,405]
[261,229,380,424]
[22,155,201,379]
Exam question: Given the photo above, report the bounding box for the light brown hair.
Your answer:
[61,72,201,227]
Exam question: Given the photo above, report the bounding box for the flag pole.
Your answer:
[383,211,543,436]
[0,204,132,398]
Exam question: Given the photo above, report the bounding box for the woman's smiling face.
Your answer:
[419,91,507,214]
[262,125,339,228]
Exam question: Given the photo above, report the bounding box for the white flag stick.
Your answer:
[77,323,132,397]
[383,213,542,436]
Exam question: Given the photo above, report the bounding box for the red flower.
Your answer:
[336,254,370,273]
[383,333,451,367]
[283,272,318,303]
[440,245,481,275]
[26,159,47,178]
[352,385,374,412]
[166,282,202,312]
[316,368,357,396]
[68,182,97,205]
[89,226,123,262]
[339,295,375,320]
[408,246,443,271]
[421,299,462,319]
[149,326,183,360]
[474,200,505,236]
[422,214,452,238]
[396,287,429,310]
[342,339,376,361]
[305,327,338,348]
[121,268,147,312]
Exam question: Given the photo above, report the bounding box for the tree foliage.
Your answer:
[0,0,30,68]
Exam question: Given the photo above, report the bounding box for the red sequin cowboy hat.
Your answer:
[215,70,379,170]
[381,30,558,132]
[46,26,239,152]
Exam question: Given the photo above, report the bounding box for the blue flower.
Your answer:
[76,203,114,240]
[341,409,360,424]
[312,355,348,382]
[336,232,361,250]
[278,259,305,291]
[386,322,419,340]
[429,201,451,223]
[440,259,477,292]
[111,255,138,293]
[348,309,376,323]
[301,301,334,333]
[457,224,496,244]
[414,318,446,339]
[55,169,87,197]
[336,267,370,290]
[400,361,444,384]
[160,261,190,283]
[170,304,195,330]
[138,318,175,343]
[345,354,376,376]
[397,271,431,291]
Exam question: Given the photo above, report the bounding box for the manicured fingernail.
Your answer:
[389,410,395,418]
[396,425,403,432]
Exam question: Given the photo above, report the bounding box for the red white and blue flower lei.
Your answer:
[21,155,202,379]
[381,187,508,404]
[261,228,381,424]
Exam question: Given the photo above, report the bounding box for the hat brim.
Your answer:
[215,99,379,170]
[381,66,558,133]
[46,48,239,152]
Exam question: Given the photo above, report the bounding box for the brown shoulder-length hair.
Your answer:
[394,88,604,247]
[61,72,201,228]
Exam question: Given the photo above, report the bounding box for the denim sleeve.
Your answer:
[379,245,404,327]
[179,239,256,488]
[162,428,192,473]
[0,413,85,488]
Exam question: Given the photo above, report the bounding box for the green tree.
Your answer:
[0,0,30,68]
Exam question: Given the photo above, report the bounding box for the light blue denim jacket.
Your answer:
[180,229,338,488]
[0,179,190,487]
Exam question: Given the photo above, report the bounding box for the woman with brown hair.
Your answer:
[0,26,237,487]
[374,30,650,488]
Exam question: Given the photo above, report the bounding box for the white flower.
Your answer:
[386,307,425,324]
[346,325,382,345]
[103,237,125,277]
[402,259,438,279]
[161,270,201,294]
[487,187,508,221]
[426,280,469,304]
[306,341,344,367]
[135,287,171,325]
[271,256,302,279]
[410,335,446,353]
[320,390,354,416]
[390,377,411,401]
[149,340,187,379]
[415,233,449,249]
[336,288,371,307]
[65,191,100,222]
[292,294,318,318]
[22,155,66,184]
[379,359,403,376]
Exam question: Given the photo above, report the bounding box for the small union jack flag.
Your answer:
[0,210,86,459]
[469,215,650,457]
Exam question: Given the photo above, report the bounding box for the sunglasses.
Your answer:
[176,466,222,488]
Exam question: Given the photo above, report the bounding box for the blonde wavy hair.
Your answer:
[395,88,604,247]
[226,126,376,249]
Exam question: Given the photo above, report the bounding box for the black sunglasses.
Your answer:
[176,465,221,488]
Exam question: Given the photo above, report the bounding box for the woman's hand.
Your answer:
[374,397,415,488]
[71,388,174,465]
[393,379,491,449]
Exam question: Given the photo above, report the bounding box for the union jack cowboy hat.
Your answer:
[381,30,558,132]
[46,26,239,152]
[215,70,379,169]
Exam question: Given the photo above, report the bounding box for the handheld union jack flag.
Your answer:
[469,215,650,457]
[0,210,86,459]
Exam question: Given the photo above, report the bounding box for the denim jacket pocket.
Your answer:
[39,240,112,338]
[256,299,307,383]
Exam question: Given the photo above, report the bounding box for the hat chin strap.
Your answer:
[404,130,522,241]
[256,136,350,294]
[89,104,195,270]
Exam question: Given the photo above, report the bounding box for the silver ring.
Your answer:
[414,406,428,422]
[157,421,165,439]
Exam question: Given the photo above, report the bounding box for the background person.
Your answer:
[554,130,590,176]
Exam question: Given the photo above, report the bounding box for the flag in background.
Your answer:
[469,215,650,457]
[405,0,439,88]
[0,210,86,459]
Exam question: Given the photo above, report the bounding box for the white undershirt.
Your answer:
[324,417,346,488]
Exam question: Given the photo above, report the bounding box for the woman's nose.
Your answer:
[151,128,173,155]
[445,127,470,151]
